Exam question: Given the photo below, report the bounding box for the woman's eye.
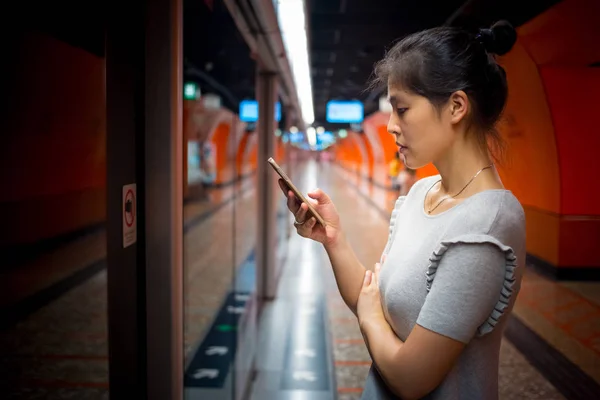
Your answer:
[397,108,408,115]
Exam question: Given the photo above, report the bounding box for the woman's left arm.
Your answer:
[358,242,508,400]
[359,304,464,400]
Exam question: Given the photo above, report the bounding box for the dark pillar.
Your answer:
[106,0,183,397]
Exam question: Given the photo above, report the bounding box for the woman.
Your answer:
[278,20,525,400]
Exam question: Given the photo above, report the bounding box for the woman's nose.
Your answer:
[387,121,399,136]
[387,114,399,135]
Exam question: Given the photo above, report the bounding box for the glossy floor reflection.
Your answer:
[0,177,255,399]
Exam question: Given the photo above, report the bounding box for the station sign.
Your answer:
[239,100,282,122]
[326,100,364,123]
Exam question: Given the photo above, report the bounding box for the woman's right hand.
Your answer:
[277,179,342,247]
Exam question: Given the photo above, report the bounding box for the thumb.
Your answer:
[363,270,372,287]
[374,263,381,286]
[307,188,331,204]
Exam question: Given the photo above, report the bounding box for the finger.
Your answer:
[296,217,316,239]
[307,188,332,205]
[306,197,320,209]
[278,179,288,194]
[374,263,381,286]
[287,191,300,213]
[363,270,372,287]
[295,203,308,223]
[296,226,309,238]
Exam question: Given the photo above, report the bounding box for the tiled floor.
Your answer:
[0,269,109,399]
[0,178,256,398]
[515,273,600,383]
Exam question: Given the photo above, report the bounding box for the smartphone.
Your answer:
[267,157,327,227]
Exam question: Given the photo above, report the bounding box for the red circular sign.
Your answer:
[124,189,135,227]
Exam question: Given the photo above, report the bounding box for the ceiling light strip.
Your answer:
[276,0,315,124]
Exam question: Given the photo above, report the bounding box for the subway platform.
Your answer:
[1,160,600,399]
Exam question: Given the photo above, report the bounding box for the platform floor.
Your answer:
[1,160,599,399]
[0,178,256,399]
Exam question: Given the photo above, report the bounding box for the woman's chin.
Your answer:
[402,154,428,170]
[403,157,430,170]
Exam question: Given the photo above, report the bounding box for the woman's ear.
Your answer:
[449,90,469,125]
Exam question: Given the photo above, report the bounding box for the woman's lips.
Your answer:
[397,144,408,153]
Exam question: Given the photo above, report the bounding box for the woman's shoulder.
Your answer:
[466,190,524,229]
[486,190,526,244]
[401,176,525,237]
[450,190,525,249]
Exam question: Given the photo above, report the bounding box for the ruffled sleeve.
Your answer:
[417,234,518,342]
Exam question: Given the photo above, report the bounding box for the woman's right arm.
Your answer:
[323,232,367,315]
[278,179,367,315]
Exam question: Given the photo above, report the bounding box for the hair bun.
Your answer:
[477,20,517,56]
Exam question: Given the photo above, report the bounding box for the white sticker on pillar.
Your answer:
[123,183,137,248]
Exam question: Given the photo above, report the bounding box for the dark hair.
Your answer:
[371,20,517,159]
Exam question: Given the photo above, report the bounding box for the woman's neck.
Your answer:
[433,136,494,195]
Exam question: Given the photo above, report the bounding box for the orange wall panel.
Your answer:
[518,0,600,67]
[248,140,258,170]
[559,217,600,267]
[0,33,106,245]
[347,135,363,172]
[376,125,397,164]
[523,206,560,266]
[0,33,106,202]
[0,188,106,246]
[496,41,561,214]
[276,137,286,163]
[539,67,600,216]
[241,132,258,174]
[360,133,374,179]
[211,123,230,169]
[236,133,251,175]
[490,41,562,265]
[210,122,231,184]
[348,132,366,175]
[415,164,438,180]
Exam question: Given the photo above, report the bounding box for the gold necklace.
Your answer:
[426,164,494,214]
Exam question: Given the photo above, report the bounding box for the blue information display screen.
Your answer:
[239,100,281,122]
[326,100,364,123]
[288,131,305,144]
[316,131,335,148]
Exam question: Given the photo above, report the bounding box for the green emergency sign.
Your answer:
[184,82,199,100]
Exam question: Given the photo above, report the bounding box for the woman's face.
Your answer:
[387,83,455,169]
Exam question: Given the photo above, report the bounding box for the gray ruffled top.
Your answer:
[363,175,526,400]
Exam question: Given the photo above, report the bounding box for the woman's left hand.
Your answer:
[357,263,386,327]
